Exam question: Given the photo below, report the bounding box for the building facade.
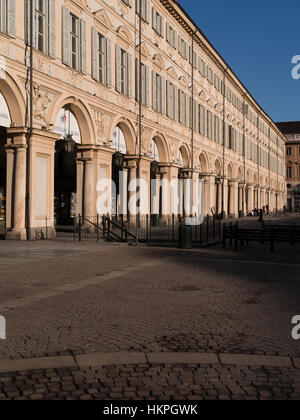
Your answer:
[0,0,286,240]
[276,122,300,212]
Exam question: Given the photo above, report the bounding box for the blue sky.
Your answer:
[180,0,300,122]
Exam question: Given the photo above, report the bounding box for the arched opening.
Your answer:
[0,92,11,236]
[54,107,81,227]
[294,184,300,212]
[111,125,127,217]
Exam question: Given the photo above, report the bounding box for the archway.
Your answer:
[0,92,11,235]
[54,107,81,227]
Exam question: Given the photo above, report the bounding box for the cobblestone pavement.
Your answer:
[0,363,300,400]
[0,218,300,399]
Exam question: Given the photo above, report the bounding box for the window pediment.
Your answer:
[153,54,165,69]
[94,9,113,30]
[117,25,133,45]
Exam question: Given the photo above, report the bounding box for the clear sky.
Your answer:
[180,0,300,123]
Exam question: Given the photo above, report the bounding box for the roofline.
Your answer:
[163,0,286,141]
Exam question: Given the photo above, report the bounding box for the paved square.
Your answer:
[0,234,299,400]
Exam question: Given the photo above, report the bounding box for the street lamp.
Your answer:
[63,134,76,153]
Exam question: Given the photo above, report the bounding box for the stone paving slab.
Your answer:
[0,356,76,373]
[75,353,147,368]
[146,352,219,365]
[219,354,292,368]
[0,352,298,375]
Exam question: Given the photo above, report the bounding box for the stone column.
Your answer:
[128,161,137,221]
[223,178,229,217]
[160,168,170,218]
[206,174,216,216]
[83,158,95,219]
[119,168,128,217]
[5,148,14,230]
[229,181,238,218]
[247,185,254,213]
[76,159,84,217]
[6,145,27,240]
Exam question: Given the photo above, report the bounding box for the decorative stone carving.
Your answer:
[94,109,111,145]
[32,86,53,126]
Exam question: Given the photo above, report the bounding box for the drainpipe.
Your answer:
[26,0,33,240]
[135,2,142,245]
[221,67,229,219]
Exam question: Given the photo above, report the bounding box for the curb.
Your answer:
[0,352,297,374]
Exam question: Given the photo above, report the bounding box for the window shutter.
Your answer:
[141,64,146,104]
[166,81,170,117]
[106,38,111,87]
[62,6,71,67]
[127,53,132,97]
[152,70,156,111]
[152,7,155,31]
[92,28,99,81]
[174,86,178,122]
[115,45,121,92]
[166,23,170,43]
[26,0,36,47]
[161,76,166,115]
[145,65,149,106]
[135,58,140,102]
[7,0,16,37]
[160,16,164,38]
[80,19,87,73]
[47,0,56,57]
[145,0,150,23]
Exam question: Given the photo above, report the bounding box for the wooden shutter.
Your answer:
[152,7,156,31]
[80,19,87,73]
[92,28,99,81]
[115,45,121,92]
[135,58,140,102]
[106,38,112,87]
[48,0,56,57]
[7,0,16,37]
[152,70,156,111]
[145,0,150,23]
[160,16,164,37]
[161,76,166,114]
[127,52,132,97]
[145,65,149,106]
[62,6,71,67]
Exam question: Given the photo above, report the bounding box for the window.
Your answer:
[116,46,132,97]
[189,47,198,69]
[152,8,164,37]
[92,29,111,87]
[26,0,55,56]
[35,0,46,52]
[70,14,79,70]
[62,6,86,72]
[287,147,292,156]
[136,0,149,23]
[166,23,176,49]
[135,59,149,106]
[286,166,292,179]
[0,0,15,37]
[152,71,165,114]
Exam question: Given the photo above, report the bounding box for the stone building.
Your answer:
[276,121,300,212]
[0,0,286,240]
